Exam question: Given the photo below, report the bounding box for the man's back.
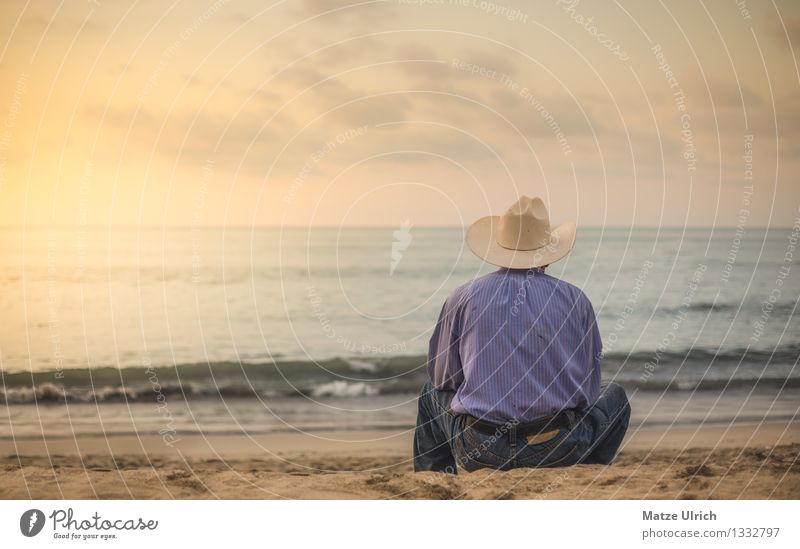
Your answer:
[427,267,601,423]
[414,196,629,472]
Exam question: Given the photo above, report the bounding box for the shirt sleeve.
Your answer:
[426,295,464,391]
[582,294,602,406]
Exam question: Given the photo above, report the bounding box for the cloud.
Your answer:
[751,90,800,136]
[312,35,390,66]
[21,10,109,32]
[455,49,518,79]
[363,123,511,164]
[486,87,605,138]
[770,17,800,49]
[290,0,396,24]
[328,93,412,125]
[83,101,285,171]
[683,73,763,109]
[394,42,438,60]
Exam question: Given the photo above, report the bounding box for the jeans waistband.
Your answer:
[464,409,574,437]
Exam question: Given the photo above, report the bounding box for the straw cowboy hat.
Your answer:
[466,196,576,269]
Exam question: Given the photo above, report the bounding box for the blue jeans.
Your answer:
[413,381,631,473]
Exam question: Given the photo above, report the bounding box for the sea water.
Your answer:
[0,226,798,436]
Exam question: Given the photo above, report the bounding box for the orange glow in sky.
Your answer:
[1,0,799,228]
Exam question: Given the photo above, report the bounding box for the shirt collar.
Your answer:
[497,267,545,275]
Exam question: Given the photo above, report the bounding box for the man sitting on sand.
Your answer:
[413,196,630,473]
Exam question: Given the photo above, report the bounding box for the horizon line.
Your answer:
[0,224,791,230]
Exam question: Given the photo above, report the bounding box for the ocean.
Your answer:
[1,226,798,438]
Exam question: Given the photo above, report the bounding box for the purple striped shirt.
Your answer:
[427,268,601,424]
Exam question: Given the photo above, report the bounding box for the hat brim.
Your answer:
[465,216,576,269]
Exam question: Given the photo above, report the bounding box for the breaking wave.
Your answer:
[2,345,798,404]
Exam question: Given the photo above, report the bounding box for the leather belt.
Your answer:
[463,410,572,438]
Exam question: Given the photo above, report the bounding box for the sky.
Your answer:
[0,0,798,228]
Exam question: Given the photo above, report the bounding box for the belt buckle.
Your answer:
[525,429,560,445]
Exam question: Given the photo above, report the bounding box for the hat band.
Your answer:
[495,235,552,252]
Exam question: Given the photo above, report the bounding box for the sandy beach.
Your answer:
[2,420,798,499]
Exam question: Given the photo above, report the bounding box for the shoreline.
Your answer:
[4,387,798,440]
[1,419,799,457]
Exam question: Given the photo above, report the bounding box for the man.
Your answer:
[413,195,630,473]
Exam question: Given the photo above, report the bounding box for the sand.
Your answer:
[1,421,798,499]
